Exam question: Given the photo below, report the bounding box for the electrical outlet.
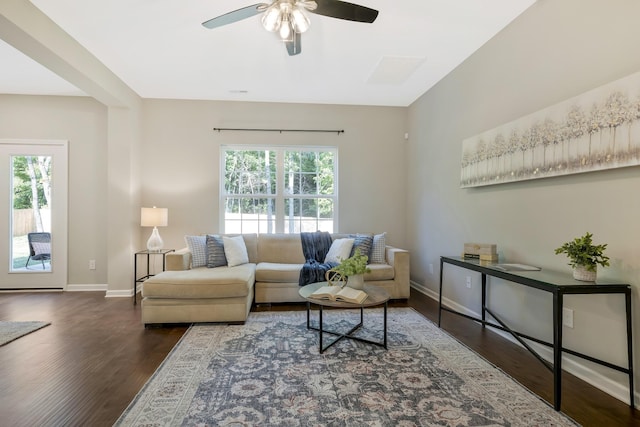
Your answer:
[89,259,96,270]
[465,276,472,289]
[429,263,434,275]
[563,308,574,328]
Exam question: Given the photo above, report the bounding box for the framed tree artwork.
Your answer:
[461,71,640,187]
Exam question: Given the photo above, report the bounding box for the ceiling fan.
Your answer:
[202,0,379,56]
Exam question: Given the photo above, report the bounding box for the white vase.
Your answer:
[347,274,365,290]
[573,264,596,282]
[146,226,164,252]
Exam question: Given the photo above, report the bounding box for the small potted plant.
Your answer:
[554,232,610,281]
[330,248,371,289]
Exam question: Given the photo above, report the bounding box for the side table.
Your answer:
[299,282,389,354]
[133,249,174,305]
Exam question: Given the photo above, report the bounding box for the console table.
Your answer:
[439,256,634,411]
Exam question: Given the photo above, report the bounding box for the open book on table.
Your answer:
[310,286,368,304]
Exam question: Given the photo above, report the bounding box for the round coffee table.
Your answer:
[299,282,390,354]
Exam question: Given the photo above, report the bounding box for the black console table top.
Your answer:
[441,256,630,292]
[438,256,634,412]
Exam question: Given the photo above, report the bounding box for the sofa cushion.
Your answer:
[324,238,354,264]
[257,234,306,264]
[206,234,227,268]
[143,264,255,299]
[223,235,249,267]
[365,263,394,281]
[256,262,303,283]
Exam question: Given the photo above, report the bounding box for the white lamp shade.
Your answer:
[141,207,168,227]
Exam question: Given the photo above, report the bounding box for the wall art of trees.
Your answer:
[461,71,640,188]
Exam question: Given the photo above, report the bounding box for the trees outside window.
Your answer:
[222,147,337,233]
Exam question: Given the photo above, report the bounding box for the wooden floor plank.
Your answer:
[0,290,637,426]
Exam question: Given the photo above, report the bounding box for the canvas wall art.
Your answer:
[461,71,640,187]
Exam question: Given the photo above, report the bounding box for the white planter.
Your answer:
[573,265,596,282]
[347,274,365,290]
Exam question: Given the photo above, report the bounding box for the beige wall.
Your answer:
[141,99,408,251]
[0,94,109,285]
[407,0,640,404]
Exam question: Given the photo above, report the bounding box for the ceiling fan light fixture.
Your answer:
[262,6,282,32]
[203,0,377,56]
[279,16,292,39]
[291,8,310,33]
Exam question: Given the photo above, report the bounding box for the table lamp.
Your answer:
[141,206,168,251]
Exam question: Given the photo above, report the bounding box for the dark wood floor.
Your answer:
[0,290,637,426]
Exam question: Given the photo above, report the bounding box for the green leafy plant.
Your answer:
[554,232,610,272]
[331,248,371,277]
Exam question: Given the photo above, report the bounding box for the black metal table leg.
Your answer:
[319,305,324,354]
[626,289,635,408]
[384,300,388,349]
[481,273,487,326]
[438,258,444,326]
[133,254,139,305]
[553,291,564,411]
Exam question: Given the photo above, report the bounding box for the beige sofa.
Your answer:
[141,233,409,325]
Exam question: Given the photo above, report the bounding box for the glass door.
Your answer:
[0,140,67,289]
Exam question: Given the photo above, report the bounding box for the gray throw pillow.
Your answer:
[206,234,227,268]
[350,233,373,259]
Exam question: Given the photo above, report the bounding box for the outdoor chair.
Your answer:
[26,232,51,269]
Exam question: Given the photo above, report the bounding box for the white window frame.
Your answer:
[220,145,338,234]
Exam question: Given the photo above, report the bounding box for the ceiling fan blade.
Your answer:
[202,4,268,29]
[310,0,378,23]
[285,32,302,56]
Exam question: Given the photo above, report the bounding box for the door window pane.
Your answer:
[11,156,52,272]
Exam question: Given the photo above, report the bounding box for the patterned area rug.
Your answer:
[0,321,50,347]
[116,308,578,426]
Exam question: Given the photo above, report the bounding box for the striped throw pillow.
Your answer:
[206,234,227,268]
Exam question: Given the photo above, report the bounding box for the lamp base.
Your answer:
[147,227,164,252]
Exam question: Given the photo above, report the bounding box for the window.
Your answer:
[221,146,337,233]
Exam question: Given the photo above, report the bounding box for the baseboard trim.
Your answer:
[105,289,134,298]
[66,284,108,292]
[409,281,637,407]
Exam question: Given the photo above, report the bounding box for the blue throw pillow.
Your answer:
[350,233,373,259]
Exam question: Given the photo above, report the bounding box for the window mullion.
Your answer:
[275,148,285,233]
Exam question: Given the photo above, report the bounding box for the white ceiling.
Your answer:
[1,0,536,106]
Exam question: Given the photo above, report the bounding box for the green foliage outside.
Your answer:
[12,156,48,209]
[11,156,52,269]
[224,149,335,219]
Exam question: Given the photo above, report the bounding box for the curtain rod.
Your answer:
[213,127,344,135]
